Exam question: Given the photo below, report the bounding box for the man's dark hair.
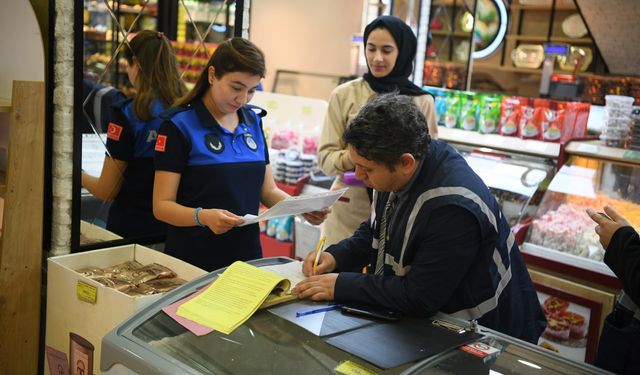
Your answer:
[343,92,431,170]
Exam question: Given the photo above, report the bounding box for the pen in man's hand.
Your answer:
[312,236,327,272]
[296,304,342,317]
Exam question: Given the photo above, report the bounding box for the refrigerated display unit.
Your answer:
[100,258,608,374]
[520,140,640,288]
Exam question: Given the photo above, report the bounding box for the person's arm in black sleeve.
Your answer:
[325,218,375,272]
[82,105,132,200]
[334,205,481,316]
[605,226,640,304]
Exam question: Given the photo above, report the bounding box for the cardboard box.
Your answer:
[45,244,206,375]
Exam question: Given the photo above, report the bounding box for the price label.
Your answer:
[76,280,97,304]
[460,342,500,358]
[335,360,377,375]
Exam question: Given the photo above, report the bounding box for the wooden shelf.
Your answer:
[549,36,593,44]
[431,0,462,6]
[496,65,593,77]
[511,3,576,11]
[506,35,592,44]
[431,30,471,38]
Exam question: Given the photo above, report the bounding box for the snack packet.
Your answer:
[478,94,501,134]
[459,92,479,131]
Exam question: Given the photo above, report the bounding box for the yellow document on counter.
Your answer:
[176,261,294,335]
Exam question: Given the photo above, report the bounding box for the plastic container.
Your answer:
[604,95,634,117]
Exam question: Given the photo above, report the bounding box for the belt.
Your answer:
[617,290,640,321]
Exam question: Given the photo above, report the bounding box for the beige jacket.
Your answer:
[318,78,438,246]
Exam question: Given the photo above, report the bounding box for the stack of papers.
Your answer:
[173,261,306,335]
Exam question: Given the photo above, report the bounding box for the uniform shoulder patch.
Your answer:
[107,122,123,141]
[155,134,167,152]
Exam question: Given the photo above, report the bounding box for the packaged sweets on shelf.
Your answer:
[478,94,501,134]
[459,91,480,131]
[499,96,521,137]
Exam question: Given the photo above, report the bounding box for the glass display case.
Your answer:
[405,330,609,375]
[100,258,606,375]
[521,142,640,279]
[454,143,555,227]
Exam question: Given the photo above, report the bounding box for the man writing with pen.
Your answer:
[292,93,546,344]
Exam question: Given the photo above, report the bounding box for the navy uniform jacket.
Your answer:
[154,99,269,271]
[105,99,166,238]
[327,140,546,343]
[606,226,640,305]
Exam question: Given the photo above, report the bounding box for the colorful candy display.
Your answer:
[424,87,590,142]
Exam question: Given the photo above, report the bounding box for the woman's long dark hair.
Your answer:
[124,30,187,120]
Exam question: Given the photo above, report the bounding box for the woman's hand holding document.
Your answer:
[239,188,348,226]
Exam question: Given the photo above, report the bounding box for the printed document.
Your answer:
[176,261,289,335]
[239,188,348,226]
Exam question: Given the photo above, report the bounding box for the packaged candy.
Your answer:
[302,137,317,155]
[540,107,561,142]
[444,93,460,128]
[425,87,449,126]
[138,263,177,280]
[478,94,501,134]
[275,215,293,242]
[519,100,540,140]
[266,217,280,237]
[76,267,107,279]
[499,97,521,137]
[124,278,187,296]
[572,102,591,139]
[92,276,134,292]
[459,92,479,131]
[270,130,299,150]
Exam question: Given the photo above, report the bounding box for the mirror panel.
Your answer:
[79,0,239,249]
[424,0,473,90]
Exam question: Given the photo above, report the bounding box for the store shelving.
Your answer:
[439,126,561,159]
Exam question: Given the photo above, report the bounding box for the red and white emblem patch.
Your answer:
[155,134,167,152]
[107,122,123,141]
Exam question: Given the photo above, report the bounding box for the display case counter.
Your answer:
[100,258,608,375]
[462,150,553,227]
[442,131,556,229]
[521,144,640,289]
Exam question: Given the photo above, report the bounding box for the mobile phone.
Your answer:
[341,305,401,321]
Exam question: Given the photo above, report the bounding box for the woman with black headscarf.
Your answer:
[317,15,438,247]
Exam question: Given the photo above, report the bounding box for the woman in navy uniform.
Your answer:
[153,38,327,272]
[82,31,187,239]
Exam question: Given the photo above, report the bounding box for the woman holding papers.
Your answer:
[153,38,328,271]
[317,15,438,247]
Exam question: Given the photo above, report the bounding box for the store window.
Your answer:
[76,0,242,250]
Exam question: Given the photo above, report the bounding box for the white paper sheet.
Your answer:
[239,188,348,226]
[261,260,306,288]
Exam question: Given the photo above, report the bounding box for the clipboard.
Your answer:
[324,317,482,369]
